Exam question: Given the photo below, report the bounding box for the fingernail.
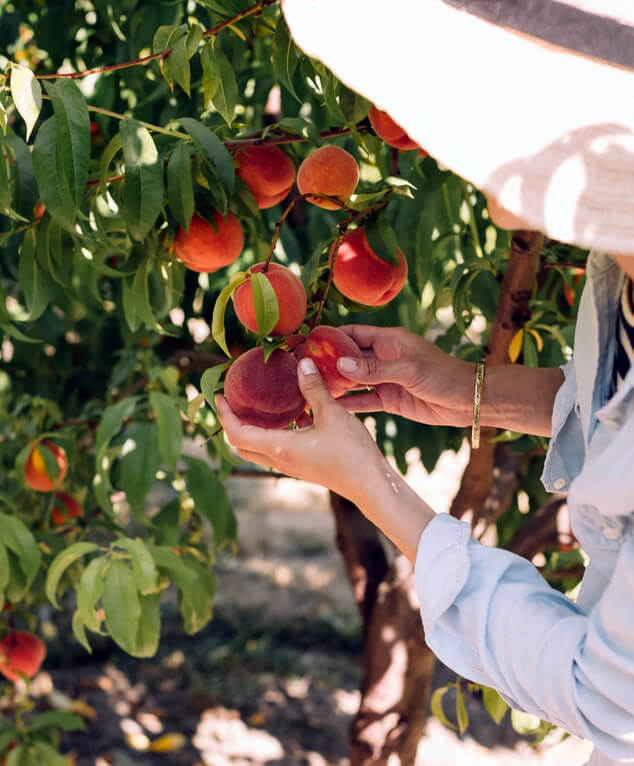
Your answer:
[338,357,358,372]
[299,358,318,376]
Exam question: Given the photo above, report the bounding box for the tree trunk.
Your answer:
[331,493,436,766]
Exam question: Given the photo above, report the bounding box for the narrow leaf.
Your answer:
[180,117,234,198]
[117,538,159,595]
[250,271,280,339]
[118,422,161,516]
[456,686,469,735]
[19,228,53,320]
[211,274,247,356]
[508,328,524,363]
[204,44,238,126]
[200,362,231,406]
[482,686,509,725]
[184,456,234,546]
[167,142,194,231]
[272,17,299,100]
[149,391,183,472]
[10,65,42,141]
[102,559,142,654]
[430,686,457,731]
[45,542,99,608]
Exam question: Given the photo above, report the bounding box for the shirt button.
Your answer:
[553,478,567,490]
[602,526,620,541]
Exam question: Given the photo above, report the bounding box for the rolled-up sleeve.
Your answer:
[415,514,634,760]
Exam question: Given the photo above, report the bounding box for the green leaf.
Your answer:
[510,710,542,734]
[482,686,509,725]
[32,117,76,230]
[72,609,92,653]
[365,214,401,267]
[149,391,183,473]
[211,273,248,356]
[119,120,165,241]
[430,685,457,731]
[0,542,9,607]
[4,134,37,220]
[102,559,142,655]
[250,271,280,339]
[203,43,238,127]
[119,422,161,516]
[456,685,469,735]
[133,594,161,657]
[98,134,122,195]
[272,17,299,101]
[167,142,195,231]
[153,25,187,92]
[0,512,40,599]
[180,117,235,201]
[0,99,7,136]
[76,555,107,634]
[10,65,42,141]
[200,361,231,406]
[43,79,90,207]
[96,397,139,454]
[184,456,234,547]
[28,710,85,733]
[523,330,539,367]
[117,538,159,596]
[335,81,370,126]
[45,542,99,609]
[201,43,220,106]
[18,228,53,321]
[170,34,192,96]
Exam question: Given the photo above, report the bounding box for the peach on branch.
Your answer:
[294,326,363,399]
[233,263,307,336]
[224,347,306,429]
[297,145,359,210]
[235,145,296,209]
[0,631,46,683]
[369,106,421,152]
[51,492,83,526]
[333,227,408,306]
[173,211,244,273]
[24,441,68,492]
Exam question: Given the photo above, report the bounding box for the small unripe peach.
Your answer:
[334,227,408,306]
[51,492,83,526]
[24,441,68,493]
[173,211,244,273]
[224,347,306,429]
[369,106,421,152]
[233,263,307,336]
[297,145,359,210]
[235,145,296,209]
[0,631,46,683]
[294,326,363,399]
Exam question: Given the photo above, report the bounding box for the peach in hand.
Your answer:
[369,106,421,152]
[235,145,296,209]
[233,263,307,336]
[223,347,306,429]
[297,145,359,210]
[0,631,46,683]
[173,211,244,273]
[24,441,68,492]
[294,326,363,399]
[333,227,408,306]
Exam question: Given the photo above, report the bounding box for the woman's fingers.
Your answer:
[339,390,383,413]
[235,447,275,469]
[297,357,335,421]
[338,324,381,349]
[215,395,286,453]
[336,356,418,387]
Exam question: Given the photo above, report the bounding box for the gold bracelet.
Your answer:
[471,362,485,450]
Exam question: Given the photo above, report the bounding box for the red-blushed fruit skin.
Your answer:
[24,441,68,493]
[0,631,46,683]
[297,145,359,210]
[334,227,408,306]
[224,347,306,429]
[369,106,421,152]
[173,211,244,273]
[51,492,82,526]
[235,145,296,210]
[294,326,363,399]
[233,263,307,336]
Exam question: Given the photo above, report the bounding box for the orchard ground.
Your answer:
[14,442,592,766]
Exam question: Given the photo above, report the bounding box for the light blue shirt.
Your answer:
[414,251,634,765]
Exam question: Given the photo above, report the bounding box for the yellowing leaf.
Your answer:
[508,329,524,363]
[10,64,42,141]
[528,328,544,352]
[148,733,187,752]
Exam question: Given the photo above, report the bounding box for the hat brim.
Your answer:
[282,0,634,254]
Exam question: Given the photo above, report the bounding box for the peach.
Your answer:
[333,227,408,306]
[224,347,306,429]
[173,211,244,273]
[24,441,68,492]
[233,263,307,336]
[51,492,83,526]
[369,106,421,152]
[294,326,363,399]
[0,631,46,682]
[235,145,296,209]
[297,145,359,210]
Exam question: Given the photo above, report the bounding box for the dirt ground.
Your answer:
[24,444,594,765]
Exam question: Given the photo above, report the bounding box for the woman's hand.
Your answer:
[336,325,475,427]
[216,357,387,506]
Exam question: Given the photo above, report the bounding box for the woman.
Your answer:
[218,2,634,763]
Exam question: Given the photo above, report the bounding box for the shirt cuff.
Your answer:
[414,512,472,629]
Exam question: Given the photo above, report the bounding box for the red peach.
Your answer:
[294,326,363,399]
[173,211,244,273]
[235,145,296,210]
[297,145,359,210]
[369,106,421,152]
[0,631,46,683]
[24,441,68,493]
[233,263,307,336]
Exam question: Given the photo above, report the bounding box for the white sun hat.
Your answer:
[282,0,634,255]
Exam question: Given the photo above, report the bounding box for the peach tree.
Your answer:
[0,0,587,761]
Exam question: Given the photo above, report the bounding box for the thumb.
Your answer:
[297,358,334,420]
[337,356,416,386]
